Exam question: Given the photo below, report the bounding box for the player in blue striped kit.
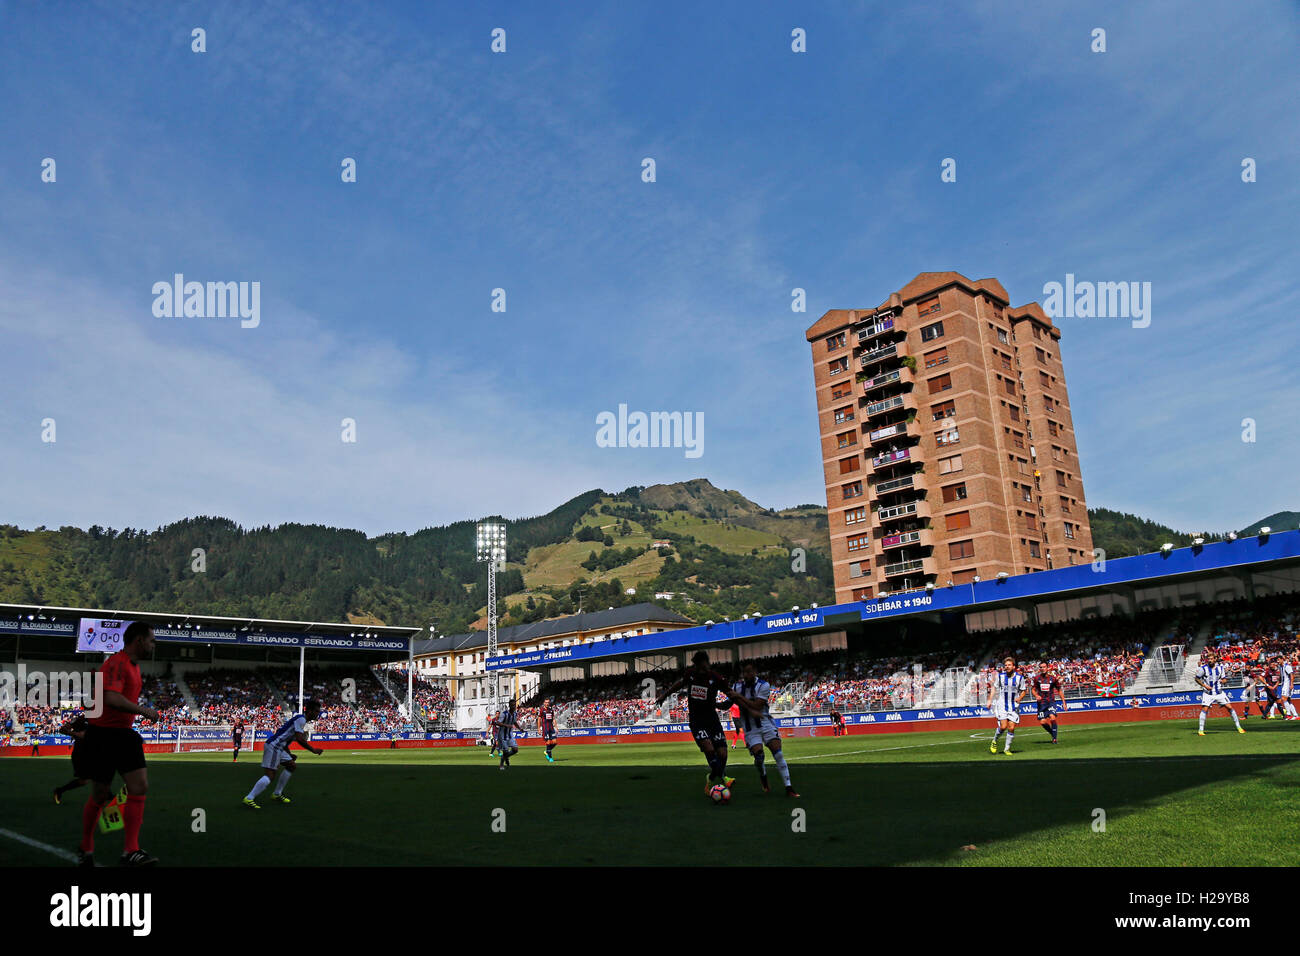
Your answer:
[1195,650,1244,736]
[987,657,1026,755]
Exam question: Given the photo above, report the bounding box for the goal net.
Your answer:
[175,724,256,753]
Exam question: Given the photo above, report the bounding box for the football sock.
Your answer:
[773,750,792,786]
[753,751,765,779]
[546,743,555,756]
[1004,732,1014,752]
[993,727,1003,740]
[273,770,292,796]
[1287,703,1298,718]
[122,795,145,853]
[1050,720,1058,741]
[246,776,271,801]
[1230,709,1242,729]
[1198,711,1207,732]
[79,796,101,852]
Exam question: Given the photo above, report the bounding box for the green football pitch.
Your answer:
[4,717,1298,867]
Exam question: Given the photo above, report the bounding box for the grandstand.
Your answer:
[2,530,1299,744]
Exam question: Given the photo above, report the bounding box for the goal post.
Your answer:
[174,724,256,754]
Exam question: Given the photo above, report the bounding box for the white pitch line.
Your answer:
[0,827,79,864]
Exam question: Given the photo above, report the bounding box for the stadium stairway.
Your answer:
[170,668,201,717]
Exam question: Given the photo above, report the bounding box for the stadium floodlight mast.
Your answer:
[476,520,508,716]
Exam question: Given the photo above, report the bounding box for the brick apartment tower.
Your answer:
[806,272,1094,604]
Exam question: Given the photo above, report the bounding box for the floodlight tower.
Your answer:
[476,520,508,715]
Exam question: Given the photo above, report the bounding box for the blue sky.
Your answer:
[1,0,1297,537]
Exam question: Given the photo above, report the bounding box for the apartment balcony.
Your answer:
[867,419,914,446]
[864,395,906,420]
[855,315,896,344]
[875,499,931,524]
[858,343,899,368]
[882,557,928,578]
[871,469,929,498]
[870,447,912,470]
[871,473,918,498]
[860,366,914,395]
[879,529,929,552]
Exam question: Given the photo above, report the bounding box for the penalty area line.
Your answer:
[0,826,79,864]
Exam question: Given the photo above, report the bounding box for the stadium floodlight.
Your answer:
[791,606,800,612]
[811,603,818,609]
[1260,526,1271,535]
[1227,531,1238,541]
[476,519,508,716]
[705,620,715,626]
[972,575,981,583]
[996,572,1008,580]
[925,583,934,591]
[1193,537,1205,546]
[1160,543,1174,552]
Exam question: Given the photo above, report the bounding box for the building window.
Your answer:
[924,347,949,369]
[844,506,867,525]
[849,561,866,578]
[826,332,847,351]
[918,296,941,317]
[952,569,976,585]
[1029,541,1041,558]
[929,373,953,394]
[949,539,975,561]
[931,399,955,421]
[942,482,968,503]
[842,480,863,499]
[839,456,859,475]
[938,454,963,474]
[1056,470,1067,489]
[837,430,857,449]
[936,427,960,446]
[831,382,853,401]
[1008,404,1021,422]
[945,511,971,531]
[834,405,854,424]
[997,328,1009,344]
[1026,514,1038,531]
[920,320,945,342]
[1064,523,1076,539]
[1003,377,1017,397]
[852,586,874,601]
[846,534,870,552]
[828,357,849,376]
[1047,420,1058,437]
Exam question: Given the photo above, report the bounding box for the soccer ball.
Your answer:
[708,784,731,804]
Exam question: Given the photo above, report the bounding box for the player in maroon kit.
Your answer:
[539,697,559,763]
[829,707,845,736]
[76,621,159,867]
[1032,661,1065,743]
[232,718,246,762]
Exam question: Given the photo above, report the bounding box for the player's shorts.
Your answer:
[691,723,727,751]
[541,726,556,742]
[1200,692,1231,708]
[1243,687,1259,702]
[81,725,146,785]
[70,739,91,780]
[500,733,517,751]
[1036,701,1056,720]
[233,733,243,745]
[743,715,781,748]
[1280,681,1294,698]
[261,743,297,771]
[992,703,1020,724]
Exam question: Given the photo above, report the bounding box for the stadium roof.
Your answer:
[486,529,1300,673]
[0,603,421,653]
[413,602,692,656]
